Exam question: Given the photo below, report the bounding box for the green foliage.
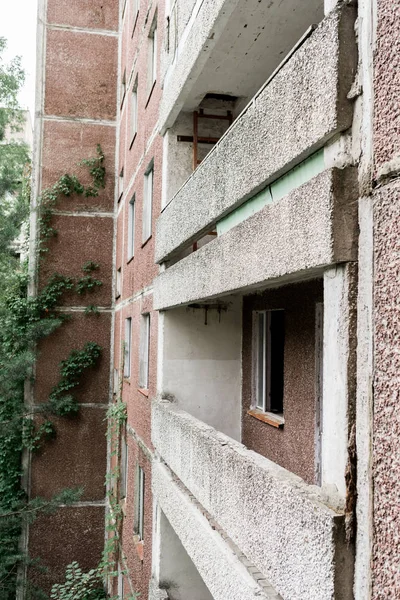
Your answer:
[0,136,107,598]
[50,562,108,600]
[84,305,100,317]
[49,343,102,416]
[0,37,25,142]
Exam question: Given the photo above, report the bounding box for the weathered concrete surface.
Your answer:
[373,0,400,176]
[372,181,400,599]
[152,400,353,600]
[156,5,357,263]
[152,462,281,600]
[154,168,358,310]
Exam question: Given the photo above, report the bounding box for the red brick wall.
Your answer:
[115,1,165,597]
[29,0,118,592]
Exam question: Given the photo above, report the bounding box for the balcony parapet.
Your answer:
[152,399,354,600]
[154,167,358,310]
[152,462,282,600]
[156,4,357,265]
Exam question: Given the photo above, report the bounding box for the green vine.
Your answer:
[48,343,102,416]
[0,146,107,598]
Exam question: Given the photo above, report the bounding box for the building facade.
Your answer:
[27,0,399,598]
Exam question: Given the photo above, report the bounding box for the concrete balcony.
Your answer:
[154,167,358,310]
[152,400,353,600]
[156,4,357,265]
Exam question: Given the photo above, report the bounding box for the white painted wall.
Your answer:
[161,296,242,440]
[321,265,355,497]
[158,511,214,600]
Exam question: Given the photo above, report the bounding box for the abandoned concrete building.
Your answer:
[26,0,399,598]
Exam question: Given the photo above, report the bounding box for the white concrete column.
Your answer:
[322,264,356,497]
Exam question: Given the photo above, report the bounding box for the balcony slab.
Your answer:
[152,400,353,600]
[154,167,358,310]
[156,5,357,264]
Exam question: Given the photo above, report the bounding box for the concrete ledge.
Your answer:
[154,168,358,310]
[156,5,357,264]
[152,462,281,600]
[152,400,353,600]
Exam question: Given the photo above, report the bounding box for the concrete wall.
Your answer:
[154,168,358,310]
[152,400,353,600]
[242,281,323,485]
[161,297,242,440]
[158,511,214,600]
[322,264,357,498]
[372,181,400,598]
[152,462,280,600]
[155,5,357,264]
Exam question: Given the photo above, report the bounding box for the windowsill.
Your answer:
[123,377,131,384]
[141,234,152,248]
[145,80,156,108]
[133,536,144,561]
[138,388,149,397]
[248,408,284,429]
[120,91,126,110]
[115,293,121,300]
[129,132,137,150]
[127,255,134,265]
[118,192,123,203]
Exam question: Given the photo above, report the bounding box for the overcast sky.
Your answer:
[1,0,38,118]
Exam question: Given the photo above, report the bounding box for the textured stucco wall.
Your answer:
[372,182,400,598]
[152,462,280,600]
[242,281,323,485]
[373,0,400,176]
[152,401,353,600]
[156,4,357,263]
[154,168,358,310]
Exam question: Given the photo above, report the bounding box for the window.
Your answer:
[120,434,128,500]
[118,168,124,202]
[132,0,139,33]
[114,367,119,395]
[142,165,153,243]
[255,310,285,415]
[124,317,132,378]
[139,313,150,389]
[148,18,157,92]
[120,69,126,107]
[127,196,136,260]
[130,77,138,143]
[134,465,145,540]
[117,564,124,599]
[116,267,121,298]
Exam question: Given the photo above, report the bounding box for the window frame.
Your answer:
[138,313,150,389]
[118,168,124,202]
[130,76,138,146]
[120,68,127,108]
[127,195,136,261]
[253,309,285,420]
[124,317,132,378]
[142,163,153,244]
[134,465,145,541]
[147,15,157,99]
[120,433,128,500]
[116,267,122,299]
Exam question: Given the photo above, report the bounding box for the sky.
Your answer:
[0,0,38,119]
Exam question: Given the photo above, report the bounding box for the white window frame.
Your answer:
[139,313,150,389]
[148,17,157,92]
[130,77,138,144]
[120,434,128,500]
[113,367,119,395]
[254,309,284,415]
[132,0,140,34]
[117,563,124,598]
[116,267,122,298]
[120,68,126,107]
[118,168,124,202]
[142,164,153,243]
[134,465,145,540]
[124,317,132,378]
[127,195,136,261]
